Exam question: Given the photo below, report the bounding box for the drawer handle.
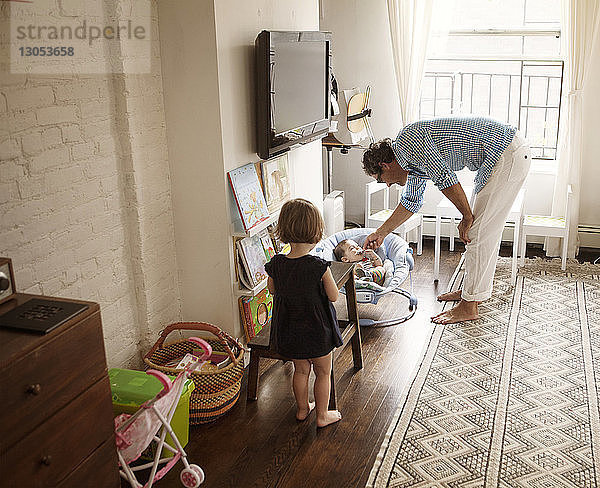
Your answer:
[26,384,41,395]
[41,455,52,466]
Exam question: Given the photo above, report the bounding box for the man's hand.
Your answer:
[363,249,378,259]
[458,214,474,244]
[363,249,383,266]
[364,231,385,250]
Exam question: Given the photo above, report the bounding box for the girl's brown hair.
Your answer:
[275,198,325,244]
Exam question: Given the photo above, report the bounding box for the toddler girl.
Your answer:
[265,198,343,428]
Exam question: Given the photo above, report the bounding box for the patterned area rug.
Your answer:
[367,257,600,488]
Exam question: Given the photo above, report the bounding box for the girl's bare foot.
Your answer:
[437,289,462,302]
[317,410,342,428]
[296,401,315,421]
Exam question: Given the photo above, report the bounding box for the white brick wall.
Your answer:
[0,0,181,368]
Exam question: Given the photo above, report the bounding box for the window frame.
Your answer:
[422,27,564,172]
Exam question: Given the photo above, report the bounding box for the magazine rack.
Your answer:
[232,235,268,296]
[232,213,281,297]
[230,211,279,239]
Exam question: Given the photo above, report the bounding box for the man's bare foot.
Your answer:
[437,290,462,302]
[296,401,315,421]
[316,410,342,428]
[432,299,479,324]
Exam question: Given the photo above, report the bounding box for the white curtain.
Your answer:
[547,0,600,257]
[386,0,434,126]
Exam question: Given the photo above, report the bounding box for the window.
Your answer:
[421,0,563,164]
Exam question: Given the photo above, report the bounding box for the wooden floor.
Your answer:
[155,240,597,488]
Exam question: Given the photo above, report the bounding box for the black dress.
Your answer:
[264,254,343,359]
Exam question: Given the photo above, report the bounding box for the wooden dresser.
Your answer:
[0,293,119,488]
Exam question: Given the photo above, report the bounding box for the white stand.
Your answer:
[324,191,345,237]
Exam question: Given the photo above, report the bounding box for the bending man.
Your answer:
[362,116,530,324]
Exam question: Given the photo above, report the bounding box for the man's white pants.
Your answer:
[462,132,531,302]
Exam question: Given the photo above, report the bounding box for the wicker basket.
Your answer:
[144,322,245,424]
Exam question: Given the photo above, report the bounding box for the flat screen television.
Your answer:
[255,30,332,160]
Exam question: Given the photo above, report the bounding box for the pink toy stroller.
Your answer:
[115,337,212,488]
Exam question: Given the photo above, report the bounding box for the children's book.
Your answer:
[238,294,253,334]
[254,161,264,192]
[267,224,291,255]
[237,234,269,288]
[228,163,270,232]
[261,154,291,213]
[259,230,276,261]
[236,248,255,290]
[239,288,273,341]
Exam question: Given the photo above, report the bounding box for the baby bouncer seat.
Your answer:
[314,228,418,327]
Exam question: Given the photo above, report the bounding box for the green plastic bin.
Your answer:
[109,368,195,459]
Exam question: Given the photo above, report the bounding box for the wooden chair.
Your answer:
[365,181,423,255]
[433,186,475,281]
[434,188,525,283]
[506,189,525,283]
[520,185,572,271]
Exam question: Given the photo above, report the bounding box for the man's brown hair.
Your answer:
[362,138,395,177]
[275,198,324,244]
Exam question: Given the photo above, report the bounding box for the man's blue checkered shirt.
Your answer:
[390,116,516,213]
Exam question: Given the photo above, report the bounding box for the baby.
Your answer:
[334,239,391,286]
